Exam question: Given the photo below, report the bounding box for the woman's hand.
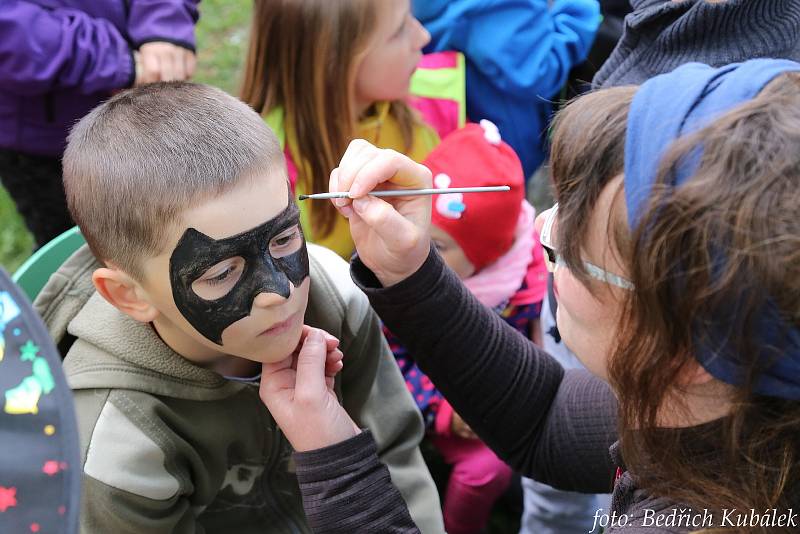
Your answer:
[259,326,360,452]
[329,139,433,287]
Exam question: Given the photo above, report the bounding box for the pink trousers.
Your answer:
[431,434,513,534]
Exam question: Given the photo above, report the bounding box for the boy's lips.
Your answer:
[259,312,300,337]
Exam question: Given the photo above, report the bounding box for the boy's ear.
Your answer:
[92,267,159,323]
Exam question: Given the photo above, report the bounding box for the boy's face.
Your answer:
[138,172,311,365]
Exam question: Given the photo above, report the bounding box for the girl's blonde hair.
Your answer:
[242,0,417,238]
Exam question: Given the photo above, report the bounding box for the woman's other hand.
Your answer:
[259,326,360,452]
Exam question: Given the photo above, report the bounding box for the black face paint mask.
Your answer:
[169,202,309,345]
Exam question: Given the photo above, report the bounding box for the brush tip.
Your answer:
[298,195,309,201]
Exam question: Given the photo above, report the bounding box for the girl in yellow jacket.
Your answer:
[241,0,464,259]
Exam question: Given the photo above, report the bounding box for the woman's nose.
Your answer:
[534,207,552,237]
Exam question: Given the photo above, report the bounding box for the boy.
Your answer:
[34,82,443,533]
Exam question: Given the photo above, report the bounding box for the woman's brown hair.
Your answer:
[241,0,417,238]
[550,74,800,532]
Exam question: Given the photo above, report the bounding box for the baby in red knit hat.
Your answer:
[383,120,547,534]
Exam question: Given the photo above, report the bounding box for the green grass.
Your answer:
[0,186,35,272]
[0,0,252,272]
[193,0,252,94]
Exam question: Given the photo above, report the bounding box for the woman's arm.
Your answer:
[259,327,422,532]
[351,245,617,491]
[293,431,421,534]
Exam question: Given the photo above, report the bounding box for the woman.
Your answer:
[261,59,800,533]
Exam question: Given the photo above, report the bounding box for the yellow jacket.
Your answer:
[266,102,440,259]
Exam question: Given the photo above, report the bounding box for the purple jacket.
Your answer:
[0,0,200,157]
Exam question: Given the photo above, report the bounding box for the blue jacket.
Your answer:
[414,0,600,177]
[0,0,200,157]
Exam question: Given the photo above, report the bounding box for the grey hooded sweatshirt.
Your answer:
[34,243,444,534]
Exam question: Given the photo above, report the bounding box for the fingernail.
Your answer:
[333,198,347,208]
[308,329,324,343]
[340,205,354,218]
[352,197,368,213]
[324,333,339,343]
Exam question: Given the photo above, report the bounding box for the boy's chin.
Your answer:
[243,323,304,364]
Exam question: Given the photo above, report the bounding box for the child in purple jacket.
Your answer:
[0,0,200,246]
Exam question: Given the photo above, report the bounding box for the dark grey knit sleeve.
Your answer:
[293,430,420,534]
[528,369,618,493]
[351,246,618,492]
[593,0,800,88]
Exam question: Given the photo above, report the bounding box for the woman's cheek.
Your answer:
[553,272,615,379]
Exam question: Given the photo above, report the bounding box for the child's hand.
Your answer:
[451,411,478,440]
[330,140,432,287]
[134,42,197,85]
[259,326,360,452]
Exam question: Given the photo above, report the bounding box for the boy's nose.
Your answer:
[252,286,292,309]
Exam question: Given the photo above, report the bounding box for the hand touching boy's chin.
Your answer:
[216,278,311,364]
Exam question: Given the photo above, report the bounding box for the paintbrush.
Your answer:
[298,185,510,200]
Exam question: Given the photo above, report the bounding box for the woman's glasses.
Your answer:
[539,204,635,291]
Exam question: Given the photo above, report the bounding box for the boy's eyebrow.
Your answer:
[205,202,299,242]
[251,203,299,234]
[271,211,301,233]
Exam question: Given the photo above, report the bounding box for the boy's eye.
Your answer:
[269,225,303,258]
[191,257,245,301]
[207,265,236,286]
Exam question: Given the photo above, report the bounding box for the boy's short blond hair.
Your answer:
[63,82,283,280]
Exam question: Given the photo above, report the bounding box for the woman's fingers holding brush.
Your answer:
[333,139,432,197]
[330,140,432,286]
[331,139,374,206]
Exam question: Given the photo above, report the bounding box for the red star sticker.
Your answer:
[0,486,17,512]
[42,460,60,476]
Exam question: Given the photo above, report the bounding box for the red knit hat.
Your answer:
[427,120,525,271]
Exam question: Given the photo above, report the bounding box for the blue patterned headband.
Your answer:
[624,59,800,400]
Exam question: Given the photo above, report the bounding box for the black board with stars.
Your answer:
[0,268,80,534]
